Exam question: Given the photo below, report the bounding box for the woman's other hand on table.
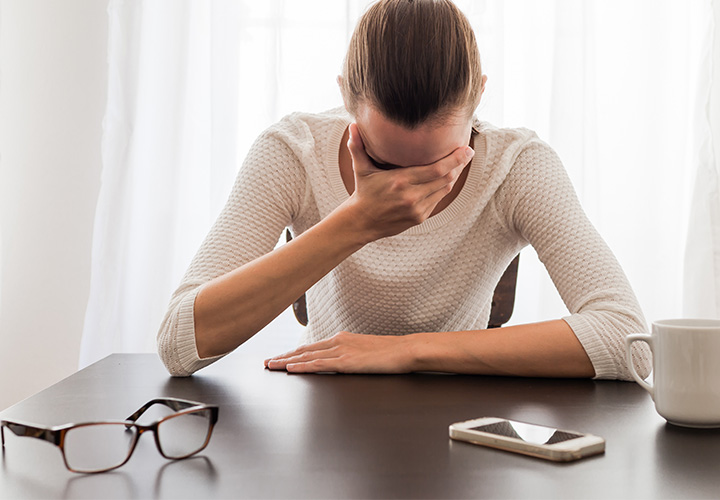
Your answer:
[264,331,416,374]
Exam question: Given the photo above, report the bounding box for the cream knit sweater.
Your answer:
[158,107,651,380]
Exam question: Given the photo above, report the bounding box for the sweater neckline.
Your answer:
[323,114,487,235]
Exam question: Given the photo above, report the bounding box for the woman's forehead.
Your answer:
[355,105,471,167]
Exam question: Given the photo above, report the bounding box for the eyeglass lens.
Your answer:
[62,409,212,473]
[63,423,137,473]
[157,409,213,459]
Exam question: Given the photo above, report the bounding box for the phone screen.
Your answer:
[470,419,583,445]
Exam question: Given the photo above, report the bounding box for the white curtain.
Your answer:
[464,0,717,327]
[80,0,717,367]
[80,0,366,366]
[81,0,246,365]
[684,0,720,319]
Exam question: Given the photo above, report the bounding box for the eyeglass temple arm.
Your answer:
[125,398,203,423]
[1,421,61,447]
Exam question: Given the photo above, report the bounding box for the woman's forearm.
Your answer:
[194,203,371,359]
[409,320,595,377]
[265,319,595,378]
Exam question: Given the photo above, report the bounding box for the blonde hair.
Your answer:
[340,0,483,128]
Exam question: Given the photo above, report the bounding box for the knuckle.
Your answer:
[444,169,458,183]
[389,178,407,193]
[429,164,445,178]
[398,196,416,210]
[457,148,471,164]
[409,205,426,223]
[334,331,354,345]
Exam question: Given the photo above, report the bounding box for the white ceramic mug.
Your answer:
[626,318,720,428]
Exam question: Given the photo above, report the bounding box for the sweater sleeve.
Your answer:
[499,140,651,380]
[157,129,309,376]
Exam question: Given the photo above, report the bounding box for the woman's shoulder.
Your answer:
[269,107,350,141]
[475,119,557,168]
[255,107,349,163]
[474,119,539,148]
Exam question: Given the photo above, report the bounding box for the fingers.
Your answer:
[265,347,338,370]
[399,146,472,218]
[342,123,474,237]
[265,332,364,373]
[286,358,339,373]
[347,123,364,152]
[347,123,375,176]
[346,122,474,182]
[264,337,341,370]
[266,349,344,373]
[267,357,339,373]
[264,332,412,374]
[264,340,327,365]
[406,146,474,185]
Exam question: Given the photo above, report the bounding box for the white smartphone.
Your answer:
[449,417,605,462]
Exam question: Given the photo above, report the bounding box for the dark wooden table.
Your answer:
[1,352,719,499]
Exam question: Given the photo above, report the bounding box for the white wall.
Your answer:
[0,0,107,410]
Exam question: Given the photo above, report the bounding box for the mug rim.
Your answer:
[654,318,720,329]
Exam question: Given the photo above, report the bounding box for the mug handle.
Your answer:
[625,333,654,397]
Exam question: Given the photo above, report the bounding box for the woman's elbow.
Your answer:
[613,314,652,381]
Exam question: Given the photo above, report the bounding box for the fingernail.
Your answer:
[465,147,475,159]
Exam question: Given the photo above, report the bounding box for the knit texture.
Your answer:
[157,107,651,380]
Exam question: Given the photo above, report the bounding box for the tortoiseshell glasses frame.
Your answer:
[1,397,219,474]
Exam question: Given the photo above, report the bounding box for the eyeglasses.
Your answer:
[1,397,218,474]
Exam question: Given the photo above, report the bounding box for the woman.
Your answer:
[158,0,650,380]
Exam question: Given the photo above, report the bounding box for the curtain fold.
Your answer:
[684,0,720,319]
[81,0,718,367]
